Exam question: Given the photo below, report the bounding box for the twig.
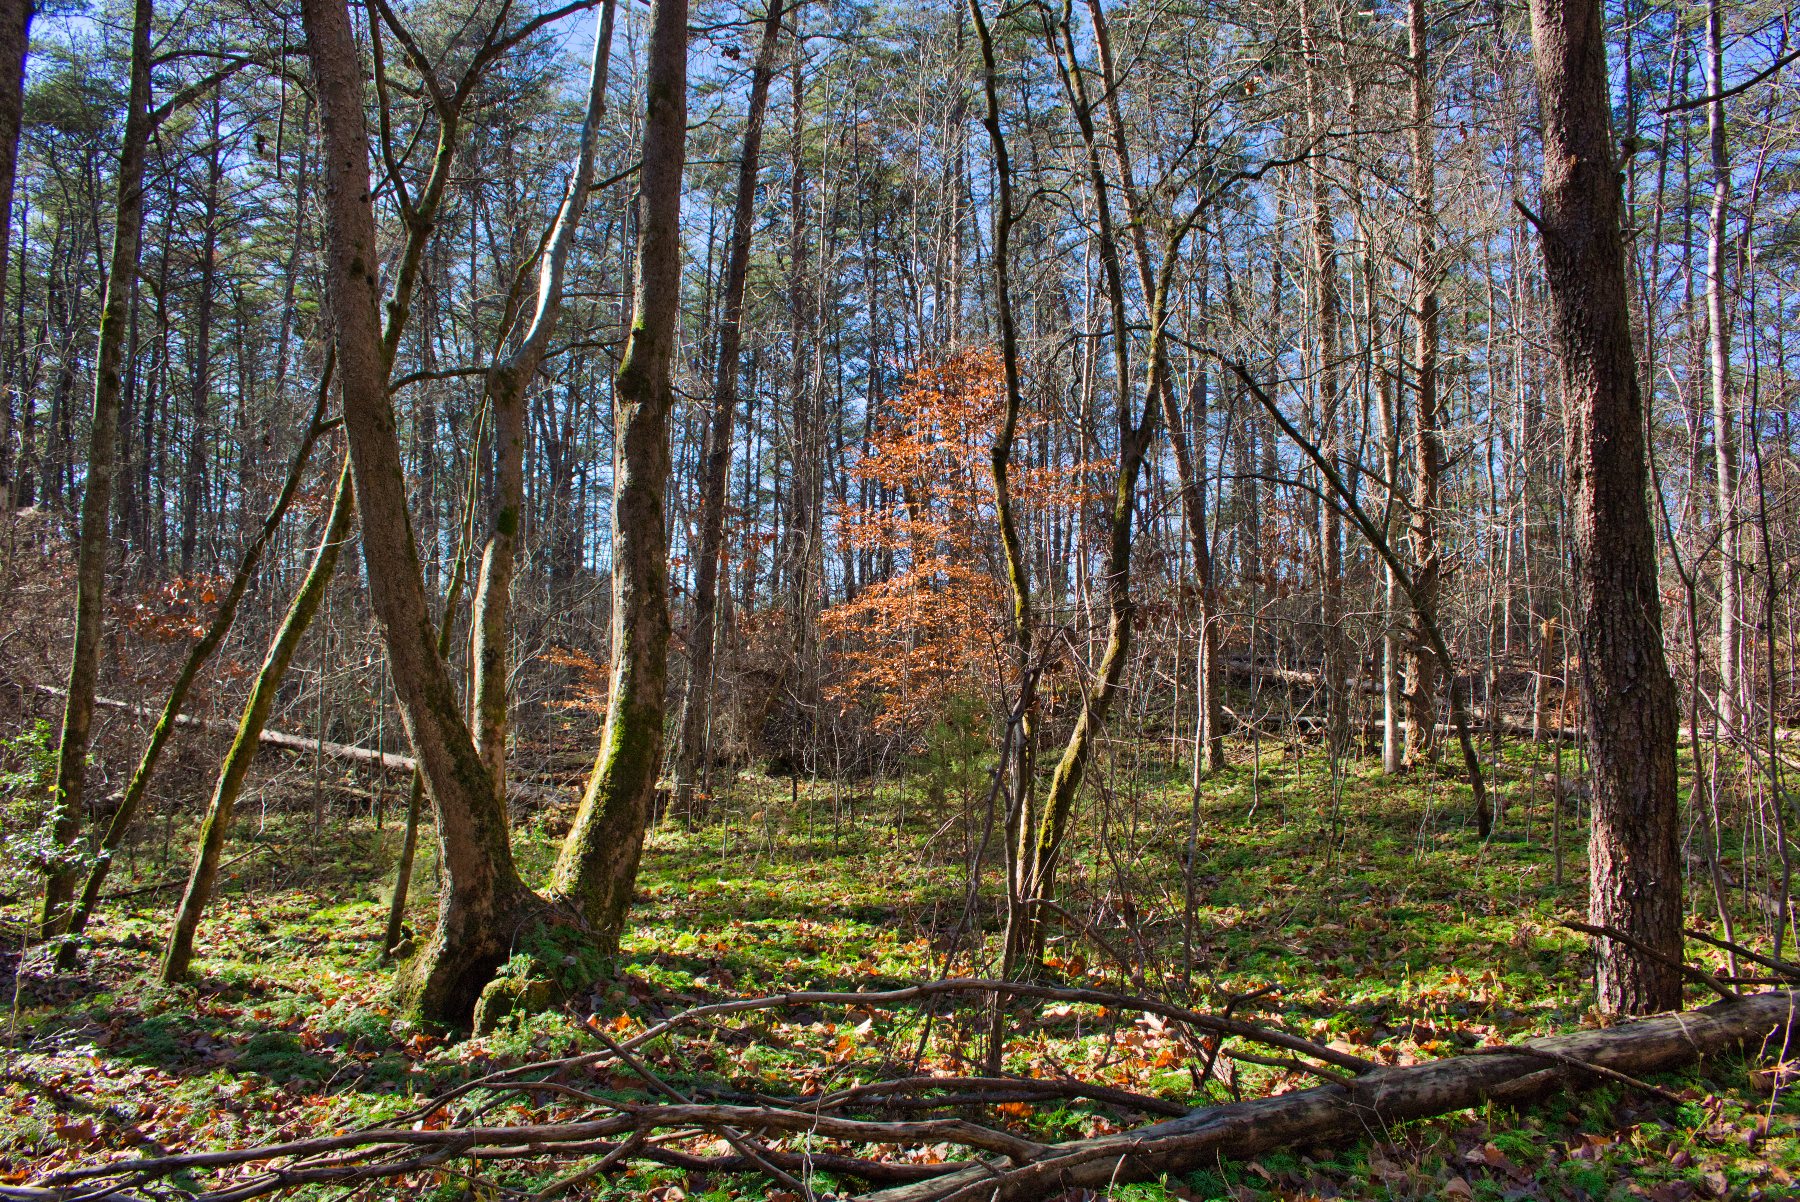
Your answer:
[1214,1047,1357,1087]
[1687,928,1800,982]
[1474,1044,1685,1105]
[797,1074,1188,1118]
[584,1025,817,1198]
[527,1132,644,1202]
[1561,920,1739,1003]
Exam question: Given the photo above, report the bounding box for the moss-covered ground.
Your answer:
[5,739,1798,1199]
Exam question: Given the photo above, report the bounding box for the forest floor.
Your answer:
[4,740,1799,1200]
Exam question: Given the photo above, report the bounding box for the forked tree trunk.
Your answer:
[39,0,153,944]
[549,0,688,947]
[971,0,1040,1071]
[160,461,355,983]
[1006,2,1150,972]
[1526,0,1683,1015]
[672,0,786,817]
[301,0,541,1026]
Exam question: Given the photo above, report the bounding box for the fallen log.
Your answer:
[36,684,412,772]
[27,984,1800,1201]
[31,685,569,805]
[856,989,1800,1202]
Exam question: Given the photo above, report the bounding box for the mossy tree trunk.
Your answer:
[471,0,616,801]
[301,0,542,1026]
[1005,4,1169,972]
[550,0,688,947]
[39,0,153,944]
[161,459,355,983]
[970,0,1040,1069]
[69,367,335,942]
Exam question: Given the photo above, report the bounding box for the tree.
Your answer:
[38,0,154,944]
[1526,0,1684,1014]
[549,0,689,943]
[671,0,786,818]
[1402,0,1443,769]
[470,0,617,804]
[301,0,544,1023]
[0,0,31,511]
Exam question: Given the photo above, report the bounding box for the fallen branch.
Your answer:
[1561,920,1739,1003]
[28,987,1800,1202]
[1687,928,1800,982]
[33,686,568,805]
[37,685,413,772]
[99,849,257,901]
[854,989,1800,1201]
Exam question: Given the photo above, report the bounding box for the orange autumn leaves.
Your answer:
[822,347,1085,736]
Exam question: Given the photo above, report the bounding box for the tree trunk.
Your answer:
[1402,0,1442,767]
[1702,0,1739,737]
[1527,0,1684,1015]
[160,460,355,983]
[471,1,617,804]
[1085,0,1222,775]
[0,0,30,510]
[179,90,222,575]
[672,0,785,817]
[1298,0,1348,760]
[301,0,540,1026]
[39,0,153,944]
[1012,1,1191,969]
[67,367,335,941]
[549,0,687,946]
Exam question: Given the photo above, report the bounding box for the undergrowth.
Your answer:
[3,738,1797,1200]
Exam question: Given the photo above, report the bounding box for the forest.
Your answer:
[1,0,1798,1192]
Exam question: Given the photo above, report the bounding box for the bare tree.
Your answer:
[38,0,155,944]
[672,0,786,817]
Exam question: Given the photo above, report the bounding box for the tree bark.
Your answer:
[301,0,540,1026]
[470,0,616,804]
[1527,0,1684,1015]
[550,0,687,946]
[38,0,154,944]
[671,0,785,817]
[1402,0,1443,767]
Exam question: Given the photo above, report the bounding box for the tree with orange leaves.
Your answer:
[823,348,1085,744]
